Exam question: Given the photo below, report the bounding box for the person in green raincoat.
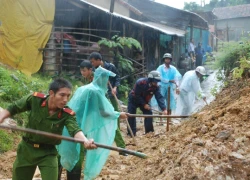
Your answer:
[89,52,127,154]
[58,66,127,180]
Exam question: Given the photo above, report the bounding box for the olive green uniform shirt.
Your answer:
[7,94,81,145]
[82,73,94,86]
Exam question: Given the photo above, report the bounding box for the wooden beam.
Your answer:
[108,0,115,38]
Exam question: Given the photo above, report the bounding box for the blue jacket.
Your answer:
[129,78,166,111]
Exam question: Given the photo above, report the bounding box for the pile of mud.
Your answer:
[99,79,250,179]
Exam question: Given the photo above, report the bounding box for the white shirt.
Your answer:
[188,42,195,52]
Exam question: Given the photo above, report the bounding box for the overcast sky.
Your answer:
[155,0,211,9]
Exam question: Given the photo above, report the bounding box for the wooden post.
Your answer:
[167,86,171,131]
[190,20,193,41]
[108,0,115,39]
[123,23,126,37]
[60,26,64,74]
[200,29,202,43]
[226,22,229,42]
[88,6,91,48]
[141,27,145,74]
[215,20,218,51]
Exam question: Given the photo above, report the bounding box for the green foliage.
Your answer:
[0,66,51,102]
[210,84,219,96]
[232,56,250,79]
[98,36,141,75]
[197,91,202,99]
[184,2,202,11]
[0,130,14,153]
[215,40,250,77]
[98,35,142,51]
[116,54,134,73]
[98,35,142,97]
[184,0,250,11]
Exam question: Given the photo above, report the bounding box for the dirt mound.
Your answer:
[99,79,250,180]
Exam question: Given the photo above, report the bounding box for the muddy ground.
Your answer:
[98,78,250,180]
[1,77,250,179]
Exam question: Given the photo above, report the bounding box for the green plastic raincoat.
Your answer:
[58,66,120,179]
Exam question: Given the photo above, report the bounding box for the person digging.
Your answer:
[0,78,97,180]
[127,71,168,136]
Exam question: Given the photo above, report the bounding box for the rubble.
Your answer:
[99,78,250,179]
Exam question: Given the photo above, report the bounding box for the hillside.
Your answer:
[99,78,250,179]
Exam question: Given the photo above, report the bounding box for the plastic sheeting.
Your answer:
[58,66,120,180]
[0,0,54,75]
[151,65,182,111]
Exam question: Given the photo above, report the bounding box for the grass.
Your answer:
[0,63,83,153]
[0,130,15,153]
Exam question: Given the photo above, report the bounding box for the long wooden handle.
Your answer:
[108,82,137,146]
[204,99,208,105]
[127,114,189,118]
[0,124,147,159]
[151,108,162,114]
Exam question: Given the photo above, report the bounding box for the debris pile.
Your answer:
[99,79,250,179]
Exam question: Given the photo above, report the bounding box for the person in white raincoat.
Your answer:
[176,66,207,115]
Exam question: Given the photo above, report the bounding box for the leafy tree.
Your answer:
[98,35,142,97]
[184,0,250,11]
[184,2,202,11]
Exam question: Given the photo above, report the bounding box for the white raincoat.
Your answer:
[176,70,205,115]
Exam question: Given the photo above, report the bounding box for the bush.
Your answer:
[0,66,51,102]
[0,130,14,153]
[215,39,250,76]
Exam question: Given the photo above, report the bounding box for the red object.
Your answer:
[33,92,46,99]
[54,32,77,46]
[41,100,46,107]
[63,108,75,116]
[58,110,62,118]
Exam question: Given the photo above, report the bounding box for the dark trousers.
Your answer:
[195,55,203,67]
[127,97,154,135]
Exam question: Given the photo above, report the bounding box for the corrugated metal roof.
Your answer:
[141,21,186,36]
[213,4,250,20]
[128,0,208,30]
[113,14,186,36]
[80,0,186,36]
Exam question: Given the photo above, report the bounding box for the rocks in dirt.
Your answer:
[192,138,205,146]
[229,152,245,160]
[216,130,231,140]
[245,131,250,138]
[201,125,208,134]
